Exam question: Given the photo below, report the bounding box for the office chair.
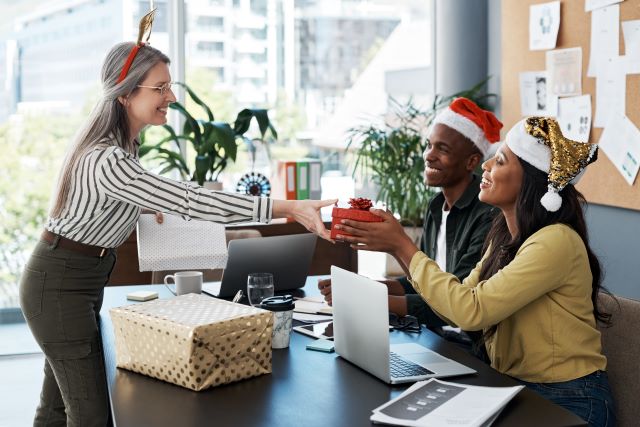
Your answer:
[597,292,640,427]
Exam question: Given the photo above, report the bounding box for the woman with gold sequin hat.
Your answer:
[333,116,615,425]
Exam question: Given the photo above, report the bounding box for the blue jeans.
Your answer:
[519,371,616,427]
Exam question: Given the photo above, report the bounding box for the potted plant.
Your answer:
[141,82,277,188]
[346,79,497,275]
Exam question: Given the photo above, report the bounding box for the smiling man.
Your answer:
[397,98,502,357]
[320,97,502,360]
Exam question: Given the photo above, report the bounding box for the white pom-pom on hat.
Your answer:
[540,187,562,212]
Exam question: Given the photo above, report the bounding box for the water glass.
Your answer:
[247,273,275,306]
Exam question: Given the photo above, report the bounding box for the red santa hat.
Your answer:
[430,97,503,158]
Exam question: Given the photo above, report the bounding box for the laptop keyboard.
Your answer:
[389,352,434,378]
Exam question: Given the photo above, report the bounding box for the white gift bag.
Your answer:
[136,214,228,271]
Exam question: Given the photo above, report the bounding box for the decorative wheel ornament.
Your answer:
[236,172,271,197]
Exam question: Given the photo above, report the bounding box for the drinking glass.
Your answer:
[247,273,275,306]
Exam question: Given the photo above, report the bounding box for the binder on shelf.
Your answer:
[276,161,297,200]
[307,159,322,200]
[296,161,309,200]
[274,158,322,200]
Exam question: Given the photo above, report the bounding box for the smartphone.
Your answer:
[306,339,335,353]
[293,321,334,340]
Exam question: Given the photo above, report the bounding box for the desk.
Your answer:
[100,278,586,427]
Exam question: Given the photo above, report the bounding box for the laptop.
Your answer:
[331,266,476,384]
[202,233,317,298]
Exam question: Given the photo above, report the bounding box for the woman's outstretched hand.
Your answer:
[273,199,338,241]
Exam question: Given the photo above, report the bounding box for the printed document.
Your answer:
[587,5,619,77]
[585,0,623,12]
[599,114,640,185]
[594,56,626,128]
[529,1,560,51]
[519,71,558,116]
[622,20,640,58]
[547,47,583,97]
[370,379,523,427]
[557,95,592,143]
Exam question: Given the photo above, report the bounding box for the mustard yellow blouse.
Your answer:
[409,223,606,383]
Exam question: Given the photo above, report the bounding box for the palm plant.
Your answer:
[346,78,497,226]
[141,82,277,185]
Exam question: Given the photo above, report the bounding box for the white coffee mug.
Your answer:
[164,271,203,296]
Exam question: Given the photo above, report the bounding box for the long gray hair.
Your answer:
[49,42,170,218]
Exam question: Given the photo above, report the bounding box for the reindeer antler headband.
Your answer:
[116,6,157,84]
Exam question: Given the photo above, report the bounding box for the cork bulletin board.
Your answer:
[501,0,640,211]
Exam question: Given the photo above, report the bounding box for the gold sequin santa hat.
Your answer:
[505,117,598,212]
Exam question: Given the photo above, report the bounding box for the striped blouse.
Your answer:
[46,144,272,248]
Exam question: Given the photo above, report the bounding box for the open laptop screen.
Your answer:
[213,233,317,298]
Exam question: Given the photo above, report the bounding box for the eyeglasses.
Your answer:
[136,81,174,96]
[389,313,421,333]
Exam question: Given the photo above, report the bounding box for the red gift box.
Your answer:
[330,198,383,239]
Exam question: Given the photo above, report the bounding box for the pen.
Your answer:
[232,290,243,303]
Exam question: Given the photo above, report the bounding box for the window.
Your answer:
[0,0,170,350]
[0,0,433,341]
[251,0,267,15]
[182,0,433,194]
[197,41,224,57]
[197,16,224,32]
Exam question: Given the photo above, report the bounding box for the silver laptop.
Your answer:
[331,266,476,384]
[203,234,317,298]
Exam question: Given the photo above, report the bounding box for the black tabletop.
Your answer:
[100,277,586,427]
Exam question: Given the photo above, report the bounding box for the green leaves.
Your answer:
[194,155,210,185]
[234,108,278,141]
[347,78,496,226]
[347,116,430,226]
[175,81,214,122]
[215,122,237,159]
[170,102,202,147]
[199,122,236,183]
[154,146,190,179]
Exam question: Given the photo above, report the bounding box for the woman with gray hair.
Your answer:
[19,17,335,426]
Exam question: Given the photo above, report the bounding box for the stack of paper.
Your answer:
[294,296,333,315]
[293,296,333,322]
[370,379,523,427]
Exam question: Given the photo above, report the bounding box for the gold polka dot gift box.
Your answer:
[110,293,273,391]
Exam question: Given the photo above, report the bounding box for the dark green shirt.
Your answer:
[400,174,496,326]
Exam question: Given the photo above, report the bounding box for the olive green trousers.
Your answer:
[19,238,116,427]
